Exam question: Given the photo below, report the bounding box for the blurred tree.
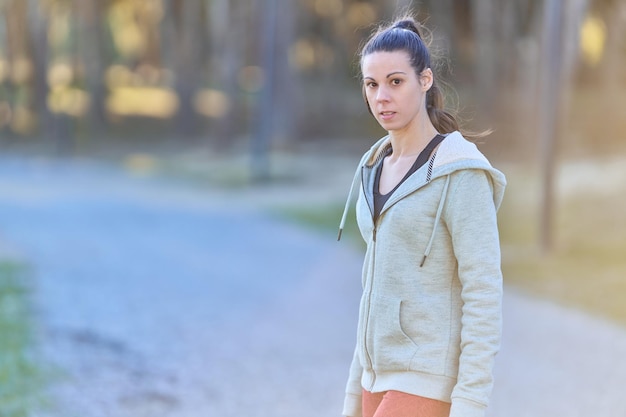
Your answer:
[604,0,626,150]
[44,0,81,152]
[571,0,626,150]
[206,0,236,147]
[76,0,109,136]
[0,0,621,159]
[426,0,455,59]
[471,0,509,120]
[600,1,626,91]
[3,0,37,136]
[167,0,206,138]
[26,0,50,140]
[271,0,298,145]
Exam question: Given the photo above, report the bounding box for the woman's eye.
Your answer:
[366,82,377,88]
[391,79,402,85]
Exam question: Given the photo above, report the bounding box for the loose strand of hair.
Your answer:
[427,81,490,142]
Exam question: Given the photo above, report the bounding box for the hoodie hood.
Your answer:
[429,131,506,209]
[337,131,506,240]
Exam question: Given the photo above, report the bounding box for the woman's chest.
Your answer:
[378,157,416,195]
[357,177,446,235]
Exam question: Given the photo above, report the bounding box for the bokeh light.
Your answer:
[580,14,606,67]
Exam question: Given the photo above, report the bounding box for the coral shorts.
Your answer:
[362,389,451,417]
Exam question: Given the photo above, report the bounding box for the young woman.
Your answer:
[337,16,506,417]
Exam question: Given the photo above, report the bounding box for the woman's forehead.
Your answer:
[362,50,412,76]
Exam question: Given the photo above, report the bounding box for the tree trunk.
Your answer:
[470,0,498,116]
[76,0,109,137]
[271,0,297,145]
[26,0,51,139]
[169,0,203,139]
[537,0,573,253]
[5,0,31,137]
[428,0,455,59]
[251,0,277,181]
[206,0,240,149]
[602,1,626,91]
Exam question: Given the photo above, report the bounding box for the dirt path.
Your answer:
[0,155,624,417]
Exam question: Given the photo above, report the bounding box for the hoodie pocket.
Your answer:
[366,294,418,371]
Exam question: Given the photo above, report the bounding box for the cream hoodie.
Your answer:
[338,131,506,417]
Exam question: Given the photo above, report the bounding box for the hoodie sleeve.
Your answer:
[442,169,503,417]
[342,345,363,417]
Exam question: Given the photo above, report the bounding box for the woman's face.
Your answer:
[361,50,432,133]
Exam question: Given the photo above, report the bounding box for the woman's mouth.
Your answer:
[379,111,396,121]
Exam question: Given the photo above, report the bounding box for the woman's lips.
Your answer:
[379,111,396,121]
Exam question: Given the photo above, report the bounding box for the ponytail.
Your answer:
[426,81,459,134]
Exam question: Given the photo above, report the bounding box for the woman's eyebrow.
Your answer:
[363,71,407,81]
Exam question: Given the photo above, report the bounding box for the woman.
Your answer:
[337,16,506,417]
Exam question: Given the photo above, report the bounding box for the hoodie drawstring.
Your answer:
[420,174,451,267]
[337,164,363,241]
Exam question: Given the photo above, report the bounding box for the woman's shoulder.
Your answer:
[443,161,507,211]
[435,131,490,166]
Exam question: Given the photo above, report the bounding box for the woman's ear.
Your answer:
[420,68,433,92]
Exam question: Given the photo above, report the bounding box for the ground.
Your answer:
[0,153,625,417]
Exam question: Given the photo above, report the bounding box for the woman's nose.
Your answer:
[376,86,390,102]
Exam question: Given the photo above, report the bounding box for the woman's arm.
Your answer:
[443,169,503,417]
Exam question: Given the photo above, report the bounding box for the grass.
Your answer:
[274,159,626,327]
[0,261,48,417]
[277,203,362,243]
[497,161,626,326]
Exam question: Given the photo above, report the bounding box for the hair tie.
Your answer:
[391,22,422,39]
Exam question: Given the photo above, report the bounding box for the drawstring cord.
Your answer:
[420,174,451,267]
[337,164,362,241]
[338,144,448,252]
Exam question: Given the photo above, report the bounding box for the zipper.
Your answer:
[359,166,379,388]
[356,148,440,390]
[362,231,376,390]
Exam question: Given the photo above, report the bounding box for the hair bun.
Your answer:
[392,19,422,38]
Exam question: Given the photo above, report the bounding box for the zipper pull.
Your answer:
[373,226,377,242]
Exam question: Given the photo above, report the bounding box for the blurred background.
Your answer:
[0,0,623,157]
[1,0,626,416]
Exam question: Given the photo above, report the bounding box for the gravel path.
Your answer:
[0,155,624,417]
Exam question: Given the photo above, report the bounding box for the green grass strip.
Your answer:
[0,262,48,417]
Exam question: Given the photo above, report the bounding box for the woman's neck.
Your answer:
[388,118,439,160]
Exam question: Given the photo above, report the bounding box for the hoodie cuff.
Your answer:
[342,392,362,417]
[449,397,487,417]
